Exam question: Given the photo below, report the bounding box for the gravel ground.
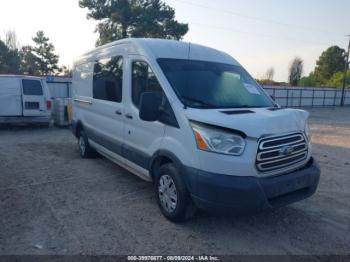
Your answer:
[0,107,349,255]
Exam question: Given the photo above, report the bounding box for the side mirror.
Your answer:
[139,91,163,122]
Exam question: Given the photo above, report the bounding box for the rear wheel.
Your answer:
[78,130,98,158]
[155,163,196,222]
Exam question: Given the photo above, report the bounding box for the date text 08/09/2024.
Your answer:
[127,256,220,261]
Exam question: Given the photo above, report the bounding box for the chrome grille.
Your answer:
[256,133,308,173]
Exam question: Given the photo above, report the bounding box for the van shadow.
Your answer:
[173,142,350,253]
[176,205,329,253]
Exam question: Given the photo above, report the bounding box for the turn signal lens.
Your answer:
[194,130,209,150]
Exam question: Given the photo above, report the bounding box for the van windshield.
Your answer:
[157,58,273,109]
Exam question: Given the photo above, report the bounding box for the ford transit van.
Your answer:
[0,75,52,126]
[72,39,320,222]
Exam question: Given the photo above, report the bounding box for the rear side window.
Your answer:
[93,56,123,103]
[132,61,162,108]
[22,80,43,95]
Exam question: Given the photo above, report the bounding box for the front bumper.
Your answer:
[184,158,320,213]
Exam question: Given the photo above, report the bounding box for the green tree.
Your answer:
[19,45,40,75]
[0,40,9,72]
[314,46,346,85]
[0,39,21,74]
[326,70,350,88]
[79,0,189,46]
[299,72,316,87]
[288,57,303,86]
[59,65,72,77]
[32,31,59,75]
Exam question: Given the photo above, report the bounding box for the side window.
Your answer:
[22,80,43,95]
[132,61,162,108]
[93,56,123,102]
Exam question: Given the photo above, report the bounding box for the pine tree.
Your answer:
[32,31,59,75]
[19,46,40,75]
[0,39,21,74]
[79,0,189,46]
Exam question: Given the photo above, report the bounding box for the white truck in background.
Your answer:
[0,75,52,126]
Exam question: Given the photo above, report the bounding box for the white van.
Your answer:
[72,39,320,221]
[0,75,52,126]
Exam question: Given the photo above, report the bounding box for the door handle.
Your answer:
[125,113,133,119]
[115,110,122,115]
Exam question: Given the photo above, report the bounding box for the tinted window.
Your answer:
[132,61,162,108]
[157,59,273,109]
[22,80,43,95]
[93,56,123,102]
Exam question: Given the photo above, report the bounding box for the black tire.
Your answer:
[78,130,98,158]
[155,163,196,222]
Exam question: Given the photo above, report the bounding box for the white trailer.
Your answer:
[0,75,52,126]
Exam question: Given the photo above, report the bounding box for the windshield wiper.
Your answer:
[181,96,218,108]
[180,98,268,109]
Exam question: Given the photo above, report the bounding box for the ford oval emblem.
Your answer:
[279,146,294,156]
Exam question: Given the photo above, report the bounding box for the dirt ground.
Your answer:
[0,107,349,255]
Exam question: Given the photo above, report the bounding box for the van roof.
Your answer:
[76,38,240,66]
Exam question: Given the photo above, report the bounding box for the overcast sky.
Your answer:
[0,0,349,81]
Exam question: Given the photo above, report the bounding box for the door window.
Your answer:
[22,80,43,95]
[93,56,123,103]
[132,61,162,108]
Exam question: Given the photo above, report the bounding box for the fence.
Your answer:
[45,79,350,107]
[46,76,72,99]
[263,86,350,107]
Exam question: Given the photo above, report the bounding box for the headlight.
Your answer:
[305,121,311,141]
[190,121,246,156]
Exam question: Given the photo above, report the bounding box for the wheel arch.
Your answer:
[74,120,84,138]
[149,150,185,184]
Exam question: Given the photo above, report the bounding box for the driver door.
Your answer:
[122,55,166,176]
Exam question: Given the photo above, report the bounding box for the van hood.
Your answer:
[184,107,309,138]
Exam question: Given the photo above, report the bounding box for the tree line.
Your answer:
[300,46,349,88]
[0,30,70,76]
[259,45,349,88]
[1,0,348,88]
[0,0,187,76]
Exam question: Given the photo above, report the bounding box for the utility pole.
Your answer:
[340,35,350,106]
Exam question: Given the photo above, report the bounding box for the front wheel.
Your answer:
[78,130,98,158]
[155,163,196,222]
